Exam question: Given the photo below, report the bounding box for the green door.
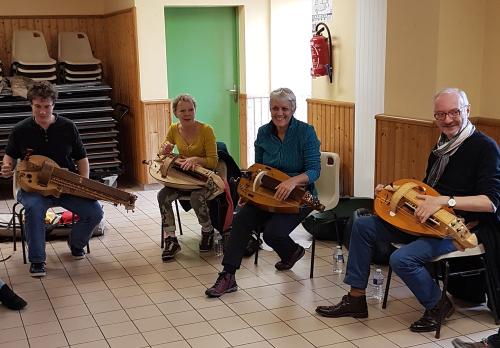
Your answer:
[165,7,240,163]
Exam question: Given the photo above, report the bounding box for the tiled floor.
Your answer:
[0,189,498,348]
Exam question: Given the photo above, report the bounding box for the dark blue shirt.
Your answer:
[255,117,321,192]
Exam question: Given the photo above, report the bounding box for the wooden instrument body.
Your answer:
[237,163,324,214]
[147,154,224,200]
[374,178,477,249]
[16,155,137,210]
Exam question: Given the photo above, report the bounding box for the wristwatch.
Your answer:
[447,196,456,208]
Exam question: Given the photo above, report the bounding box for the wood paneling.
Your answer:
[239,93,247,168]
[375,115,439,186]
[307,98,354,196]
[374,115,500,187]
[101,8,142,184]
[142,100,171,184]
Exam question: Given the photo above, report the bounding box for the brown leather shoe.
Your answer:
[275,245,305,271]
[316,293,368,318]
[410,294,454,333]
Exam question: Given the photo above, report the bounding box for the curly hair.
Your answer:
[27,81,58,104]
[172,93,197,113]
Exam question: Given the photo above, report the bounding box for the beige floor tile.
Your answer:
[139,280,173,293]
[286,316,328,333]
[228,299,268,315]
[0,326,27,344]
[134,315,172,332]
[100,321,138,339]
[157,299,193,314]
[445,317,490,335]
[0,312,23,330]
[221,327,264,346]
[65,327,105,345]
[240,310,282,326]
[148,289,183,303]
[176,321,217,339]
[111,285,145,298]
[363,316,408,333]
[25,320,63,338]
[107,333,149,348]
[28,332,68,348]
[0,339,30,348]
[70,340,110,348]
[197,304,236,320]
[258,294,297,309]
[187,333,230,348]
[268,334,315,348]
[209,315,250,333]
[60,315,97,332]
[352,334,400,347]
[55,303,91,319]
[271,305,311,320]
[333,322,378,340]
[87,299,123,314]
[301,328,347,346]
[142,327,183,345]
[166,310,205,326]
[50,294,85,309]
[105,277,137,289]
[118,294,153,308]
[124,304,162,320]
[21,309,57,326]
[383,329,432,347]
[186,295,223,309]
[80,289,115,303]
[253,322,296,339]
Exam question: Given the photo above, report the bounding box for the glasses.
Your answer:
[433,106,466,121]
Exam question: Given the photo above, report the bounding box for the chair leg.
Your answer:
[174,200,183,236]
[434,260,450,339]
[480,256,500,325]
[309,235,316,279]
[20,208,27,264]
[254,229,260,265]
[12,202,19,251]
[382,266,393,309]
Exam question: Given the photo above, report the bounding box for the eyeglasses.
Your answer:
[433,106,466,121]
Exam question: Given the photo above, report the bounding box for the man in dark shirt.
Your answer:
[315,88,500,334]
[0,81,103,277]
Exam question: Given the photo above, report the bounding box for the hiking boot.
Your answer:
[275,245,305,271]
[67,240,85,260]
[410,294,454,332]
[162,236,181,261]
[316,293,368,318]
[199,230,214,252]
[205,271,238,298]
[0,284,27,310]
[29,262,46,277]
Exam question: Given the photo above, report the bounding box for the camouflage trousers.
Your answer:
[157,186,213,236]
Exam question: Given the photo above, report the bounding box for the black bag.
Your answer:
[302,210,342,241]
[343,208,393,265]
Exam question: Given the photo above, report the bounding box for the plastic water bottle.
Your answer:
[213,231,224,257]
[372,269,385,301]
[334,246,344,273]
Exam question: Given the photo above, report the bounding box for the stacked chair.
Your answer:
[58,32,102,82]
[11,30,57,81]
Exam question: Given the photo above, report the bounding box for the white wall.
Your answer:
[134,0,270,101]
[270,0,312,122]
[0,0,133,15]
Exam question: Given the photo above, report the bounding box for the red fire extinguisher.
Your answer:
[310,22,333,83]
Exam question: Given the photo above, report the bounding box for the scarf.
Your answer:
[426,119,475,187]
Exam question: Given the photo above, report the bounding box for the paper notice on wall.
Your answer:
[312,0,333,31]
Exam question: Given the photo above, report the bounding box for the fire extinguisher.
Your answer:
[310,22,333,83]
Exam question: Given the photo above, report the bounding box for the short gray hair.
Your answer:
[172,94,197,113]
[434,88,469,108]
[269,88,296,114]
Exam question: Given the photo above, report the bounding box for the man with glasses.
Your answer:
[316,88,500,334]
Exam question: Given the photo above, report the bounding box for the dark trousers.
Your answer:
[222,203,310,271]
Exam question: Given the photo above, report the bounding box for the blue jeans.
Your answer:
[17,190,104,263]
[344,215,457,309]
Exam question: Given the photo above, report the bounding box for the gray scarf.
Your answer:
[426,119,475,187]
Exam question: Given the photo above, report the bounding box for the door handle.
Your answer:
[227,84,239,103]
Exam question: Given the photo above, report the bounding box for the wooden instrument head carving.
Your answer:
[237,163,325,214]
[374,178,477,249]
[144,153,224,200]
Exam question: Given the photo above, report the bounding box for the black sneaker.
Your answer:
[205,271,238,298]
[199,230,214,252]
[67,240,85,260]
[0,284,27,310]
[29,262,46,277]
[162,236,181,261]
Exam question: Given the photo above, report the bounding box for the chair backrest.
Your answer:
[315,152,340,211]
[12,30,56,65]
[58,32,100,65]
